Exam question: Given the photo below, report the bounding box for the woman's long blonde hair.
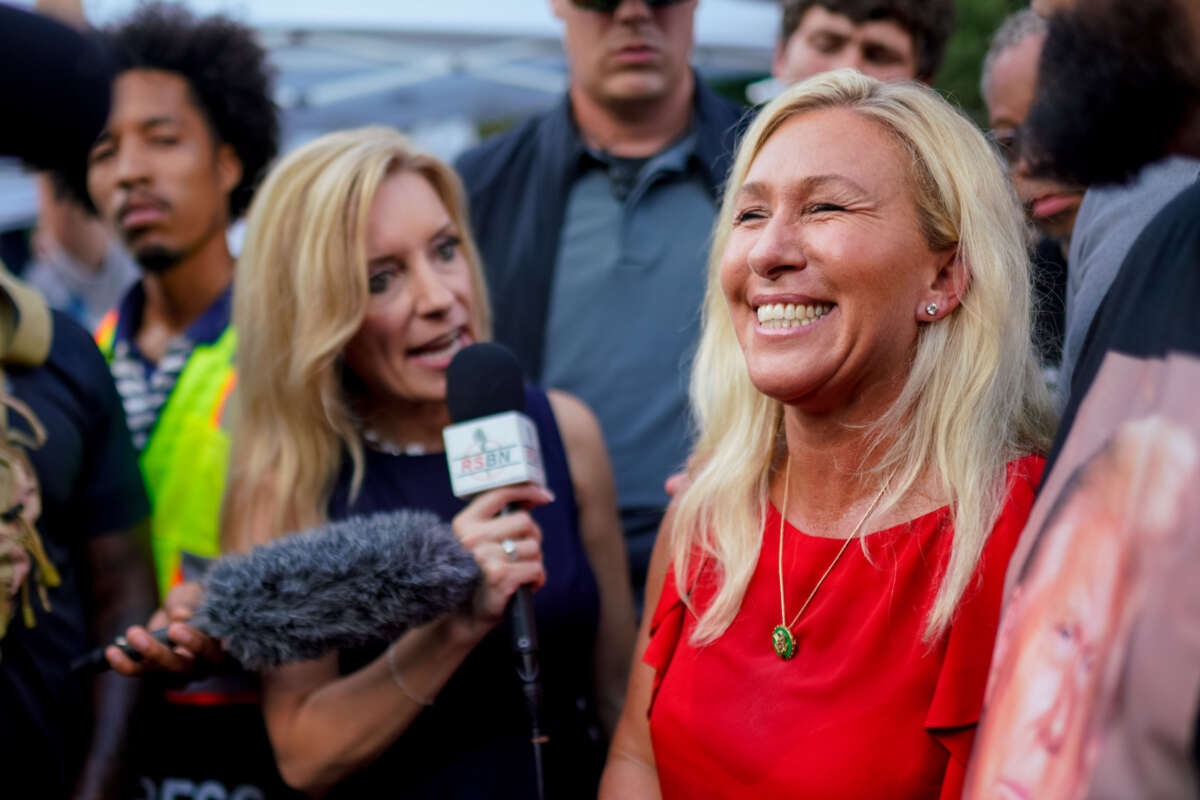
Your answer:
[221,126,491,552]
[673,70,1056,643]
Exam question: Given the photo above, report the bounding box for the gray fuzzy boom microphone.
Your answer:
[72,509,480,674]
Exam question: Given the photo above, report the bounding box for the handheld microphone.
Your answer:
[443,341,548,797]
[72,509,480,674]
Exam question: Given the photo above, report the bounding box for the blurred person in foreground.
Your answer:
[0,6,157,798]
[773,0,954,86]
[964,0,1200,796]
[966,416,1197,800]
[79,3,285,796]
[1057,160,1198,408]
[980,8,1078,373]
[600,70,1056,799]
[456,0,744,611]
[1026,0,1199,409]
[221,126,636,798]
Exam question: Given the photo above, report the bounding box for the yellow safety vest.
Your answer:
[95,308,235,599]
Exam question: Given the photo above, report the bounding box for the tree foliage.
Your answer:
[935,0,1029,125]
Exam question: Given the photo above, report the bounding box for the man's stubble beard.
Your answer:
[1024,0,1199,186]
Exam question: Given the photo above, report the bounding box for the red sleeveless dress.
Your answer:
[645,456,1044,800]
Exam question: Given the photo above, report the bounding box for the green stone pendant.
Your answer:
[771,625,795,660]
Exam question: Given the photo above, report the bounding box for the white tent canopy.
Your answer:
[23,0,780,50]
[64,0,780,107]
[2,1,778,230]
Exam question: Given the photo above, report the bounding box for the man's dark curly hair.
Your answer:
[96,1,280,219]
[779,0,956,82]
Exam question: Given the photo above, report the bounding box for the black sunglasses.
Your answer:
[571,0,689,11]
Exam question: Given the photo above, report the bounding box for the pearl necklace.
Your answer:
[362,428,428,457]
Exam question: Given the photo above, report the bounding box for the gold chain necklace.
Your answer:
[772,458,891,660]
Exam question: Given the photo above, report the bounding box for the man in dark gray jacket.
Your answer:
[457,0,745,608]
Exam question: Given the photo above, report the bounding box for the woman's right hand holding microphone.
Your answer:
[451,483,553,633]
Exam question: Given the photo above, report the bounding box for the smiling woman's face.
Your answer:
[720,107,953,414]
[343,170,475,407]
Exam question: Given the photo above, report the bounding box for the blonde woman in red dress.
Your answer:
[601,69,1057,800]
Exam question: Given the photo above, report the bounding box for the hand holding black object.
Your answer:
[451,483,553,629]
[104,581,223,677]
[444,341,552,799]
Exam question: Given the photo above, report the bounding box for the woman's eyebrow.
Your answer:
[367,254,401,269]
[427,222,456,243]
[794,174,869,195]
[737,174,868,203]
[735,181,769,203]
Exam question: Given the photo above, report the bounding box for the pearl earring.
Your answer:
[925,303,939,317]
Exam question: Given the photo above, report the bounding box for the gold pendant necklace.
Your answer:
[773,458,891,660]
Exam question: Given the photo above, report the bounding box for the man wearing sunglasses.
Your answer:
[456,0,744,612]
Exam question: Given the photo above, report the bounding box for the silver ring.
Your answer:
[501,538,518,562]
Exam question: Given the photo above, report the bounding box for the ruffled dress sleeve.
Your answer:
[642,563,686,719]
[924,455,1045,799]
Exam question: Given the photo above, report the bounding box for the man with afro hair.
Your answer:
[87,1,277,595]
[83,3,289,796]
[774,0,955,85]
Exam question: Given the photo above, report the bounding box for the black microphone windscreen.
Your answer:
[197,509,479,669]
[446,342,526,423]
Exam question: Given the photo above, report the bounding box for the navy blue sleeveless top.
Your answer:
[326,386,604,798]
